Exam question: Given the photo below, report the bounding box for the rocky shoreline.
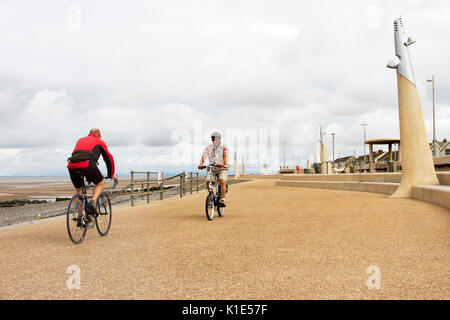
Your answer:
[0,185,173,207]
[0,198,71,207]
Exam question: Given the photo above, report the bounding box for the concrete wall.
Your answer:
[281,173,402,183]
[276,180,399,196]
[238,174,285,180]
[412,185,450,210]
[437,172,450,185]
[280,172,450,184]
[276,172,450,210]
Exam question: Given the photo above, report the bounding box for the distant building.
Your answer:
[334,156,352,169]
[323,139,450,175]
[332,139,450,174]
[430,139,450,157]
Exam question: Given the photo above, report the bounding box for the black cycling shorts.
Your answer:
[69,166,104,189]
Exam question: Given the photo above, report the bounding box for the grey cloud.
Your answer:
[141,133,178,148]
[0,0,449,175]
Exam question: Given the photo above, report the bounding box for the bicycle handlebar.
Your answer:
[83,176,118,189]
[104,176,118,189]
[199,165,218,170]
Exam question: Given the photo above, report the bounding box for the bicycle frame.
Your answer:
[67,177,117,244]
[80,179,117,208]
[202,165,228,220]
[70,184,92,223]
[72,179,115,222]
[206,167,221,202]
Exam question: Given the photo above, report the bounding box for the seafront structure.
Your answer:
[365,138,400,173]
[319,126,331,175]
[234,151,240,179]
[386,17,439,198]
[277,17,449,209]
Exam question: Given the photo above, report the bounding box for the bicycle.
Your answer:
[66,175,118,244]
[200,165,228,220]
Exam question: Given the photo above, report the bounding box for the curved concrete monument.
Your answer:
[321,143,330,174]
[234,151,240,179]
[387,17,439,198]
[319,127,330,174]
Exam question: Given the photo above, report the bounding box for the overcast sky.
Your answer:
[0,0,449,176]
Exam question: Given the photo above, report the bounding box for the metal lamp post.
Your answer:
[331,133,335,168]
[361,122,368,163]
[427,75,436,157]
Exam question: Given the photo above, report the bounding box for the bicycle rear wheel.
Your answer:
[66,195,87,244]
[205,194,215,220]
[96,193,112,236]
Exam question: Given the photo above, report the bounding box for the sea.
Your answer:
[0,176,72,183]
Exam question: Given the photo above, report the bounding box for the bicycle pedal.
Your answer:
[86,222,95,229]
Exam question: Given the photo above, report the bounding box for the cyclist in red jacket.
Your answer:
[67,128,118,216]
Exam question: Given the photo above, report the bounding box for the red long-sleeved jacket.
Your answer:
[67,133,115,178]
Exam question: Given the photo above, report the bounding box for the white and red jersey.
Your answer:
[203,143,229,169]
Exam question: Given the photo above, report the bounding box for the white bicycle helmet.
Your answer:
[211,132,222,140]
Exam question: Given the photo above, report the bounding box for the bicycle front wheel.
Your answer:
[66,195,87,245]
[205,194,215,220]
[96,193,112,236]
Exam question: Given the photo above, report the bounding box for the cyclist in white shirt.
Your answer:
[198,132,229,206]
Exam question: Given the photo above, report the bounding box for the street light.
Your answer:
[427,75,436,157]
[361,122,368,163]
[331,133,335,168]
[283,141,287,169]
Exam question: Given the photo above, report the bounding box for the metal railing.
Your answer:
[125,170,202,206]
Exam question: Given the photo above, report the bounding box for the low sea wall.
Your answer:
[275,172,450,210]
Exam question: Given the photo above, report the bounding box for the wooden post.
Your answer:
[190,172,192,194]
[146,171,150,203]
[196,172,199,193]
[180,175,183,198]
[130,170,134,207]
[160,172,164,200]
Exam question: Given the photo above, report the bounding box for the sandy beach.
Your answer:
[0,175,211,202]
[0,179,448,299]
[0,176,243,227]
[0,178,135,202]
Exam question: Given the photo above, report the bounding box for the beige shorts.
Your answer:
[206,169,228,182]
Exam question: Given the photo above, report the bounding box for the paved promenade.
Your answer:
[0,179,448,299]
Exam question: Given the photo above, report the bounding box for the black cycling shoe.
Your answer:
[76,217,84,228]
[218,198,226,207]
[82,215,94,228]
[86,200,98,217]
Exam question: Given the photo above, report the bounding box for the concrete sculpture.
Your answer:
[387,17,439,198]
